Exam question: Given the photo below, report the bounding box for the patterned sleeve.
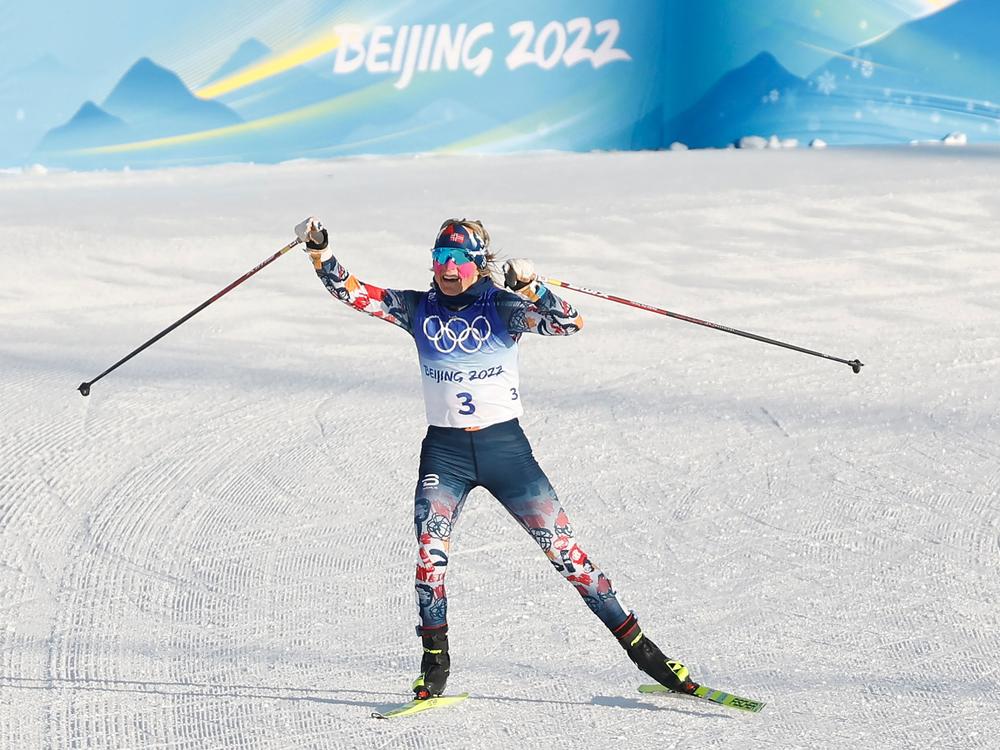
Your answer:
[495,284,584,336]
[314,253,420,336]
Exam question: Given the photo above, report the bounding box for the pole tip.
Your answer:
[78,382,91,397]
[849,360,864,374]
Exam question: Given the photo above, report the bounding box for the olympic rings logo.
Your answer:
[422,315,492,353]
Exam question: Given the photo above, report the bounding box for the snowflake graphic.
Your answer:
[426,514,452,540]
[530,527,553,551]
[429,599,447,622]
[816,70,837,96]
[860,60,874,79]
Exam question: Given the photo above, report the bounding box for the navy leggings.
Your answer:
[413,419,628,631]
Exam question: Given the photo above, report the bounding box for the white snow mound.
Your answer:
[738,135,768,149]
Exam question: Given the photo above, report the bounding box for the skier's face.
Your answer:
[432,251,479,296]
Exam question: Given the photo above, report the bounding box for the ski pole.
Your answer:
[77,238,303,396]
[539,276,864,374]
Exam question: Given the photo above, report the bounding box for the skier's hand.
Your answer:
[295,216,329,268]
[503,258,537,293]
[295,216,328,248]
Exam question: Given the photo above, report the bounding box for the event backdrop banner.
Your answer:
[0,0,995,169]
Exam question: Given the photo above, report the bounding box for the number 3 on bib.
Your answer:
[456,392,476,415]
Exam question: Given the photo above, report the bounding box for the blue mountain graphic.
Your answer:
[664,52,805,148]
[102,57,241,137]
[8,53,68,78]
[673,0,1000,148]
[206,40,336,121]
[36,101,129,152]
[202,39,271,86]
[813,0,1000,105]
[35,57,243,164]
[0,54,96,165]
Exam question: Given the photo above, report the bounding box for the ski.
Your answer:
[371,692,470,719]
[638,683,766,713]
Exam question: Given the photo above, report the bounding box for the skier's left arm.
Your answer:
[497,258,584,336]
[296,216,418,334]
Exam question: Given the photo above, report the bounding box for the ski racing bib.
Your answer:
[412,286,522,428]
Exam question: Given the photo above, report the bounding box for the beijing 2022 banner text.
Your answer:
[1,0,996,169]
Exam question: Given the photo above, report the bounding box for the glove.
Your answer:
[503,258,537,293]
[294,216,328,249]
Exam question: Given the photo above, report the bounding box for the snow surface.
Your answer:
[1,147,999,749]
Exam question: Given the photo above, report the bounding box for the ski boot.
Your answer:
[613,613,697,694]
[412,625,450,700]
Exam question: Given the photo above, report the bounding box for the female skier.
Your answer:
[295,216,694,700]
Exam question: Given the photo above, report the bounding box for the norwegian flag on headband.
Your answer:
[433,220,488,268]
[435,223,480,252]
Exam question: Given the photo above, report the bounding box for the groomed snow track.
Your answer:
[1,149,998,748]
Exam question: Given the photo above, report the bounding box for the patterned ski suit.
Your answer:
[313,254,629,633]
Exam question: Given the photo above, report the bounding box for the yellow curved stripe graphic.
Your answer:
[303,119,441,156]
[195,32,342,100]
[78,80,396,155]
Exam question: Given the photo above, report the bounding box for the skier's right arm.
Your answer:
[296,217,416,334]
